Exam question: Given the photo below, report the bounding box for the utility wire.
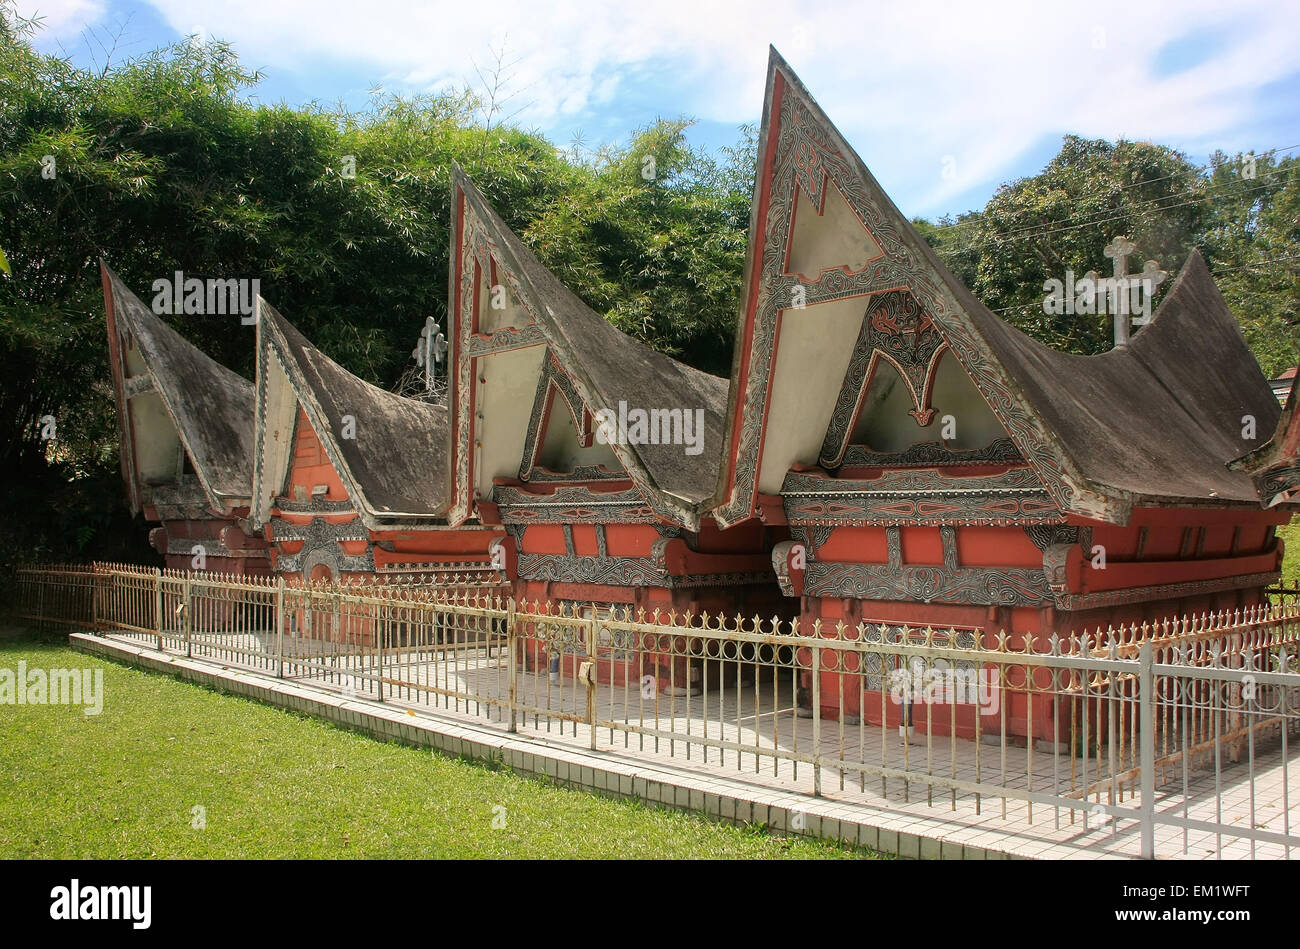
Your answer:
[925,142,1300,237]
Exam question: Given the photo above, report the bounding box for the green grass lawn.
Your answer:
[0,637,878,859]
[1279,520,1300,586]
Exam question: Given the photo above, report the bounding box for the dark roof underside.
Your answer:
[265,303,450,517]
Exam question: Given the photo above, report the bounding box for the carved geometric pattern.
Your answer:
[1023,524,1080,550]
[840,436,1022,468]
[493,485,659,525]
[782,466,1057,526]
[514,552,769,590]
[270,516,373,574]
[465,323,546,356]
[1052,571,1281,612]
[820,289,946,467]
[804,561,1053,606]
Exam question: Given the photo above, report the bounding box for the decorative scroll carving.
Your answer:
[940,525,958,572]
[1053,571,1280,612]
[840,436,1022,469]
[465,323,546,356]
[494,484,658,524]
[804,561,1053,605]
[820,289,946,466]
[271,516,373,574]
[885,526,902,570]
[1023,524,1080,550]
[166,537,234,558]
[790,524,832,553]
[274,498,357,515]
[517,552,771,590]
[1251,463,1300,507]
[515,553,662,587]
[782,466,1057,526]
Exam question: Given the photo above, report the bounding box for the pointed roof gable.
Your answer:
[449,166,729,530]
[710,48,1277,528]
[252,299,450,529]
[101,262,255,514]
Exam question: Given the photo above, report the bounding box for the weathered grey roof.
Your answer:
[455,167,729,507]
[102,263,255,508]
[944,249,1279,507]
[258,300,450,519]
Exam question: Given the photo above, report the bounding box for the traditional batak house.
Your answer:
[447,168,783,688]
[100,51,1296,730]
[101,263,270,575]
[248,299,505,590]
[712,50,1293,739]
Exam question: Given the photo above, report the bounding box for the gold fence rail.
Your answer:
[11,562,1300,859]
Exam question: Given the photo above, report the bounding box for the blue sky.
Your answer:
[17,0,1300,220]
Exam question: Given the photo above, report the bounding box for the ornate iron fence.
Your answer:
[12,562,1300,858]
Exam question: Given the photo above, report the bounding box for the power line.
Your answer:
[982,250,1300,317]
[926,142,1300,238]
[935,174,1289,260]
[941,166,1287,248]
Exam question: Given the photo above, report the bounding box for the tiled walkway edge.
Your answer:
[70,632,1094,860]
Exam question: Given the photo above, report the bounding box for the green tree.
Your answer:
[524,120,756,376]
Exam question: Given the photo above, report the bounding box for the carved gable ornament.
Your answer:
[820,288,947,467]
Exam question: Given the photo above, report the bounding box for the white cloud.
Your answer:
[47,0,1300,213]
[13,0,108,37]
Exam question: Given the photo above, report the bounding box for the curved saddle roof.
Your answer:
[454,168,730,518]
[102,263,255,512]
[255,300,451,525]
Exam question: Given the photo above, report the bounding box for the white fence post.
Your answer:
[1139,642,1155,859]
[154,568,163,650]
[507,596,518,734]
[275,578,285,678]
[183,574,192,658]
[812,643,822,797]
